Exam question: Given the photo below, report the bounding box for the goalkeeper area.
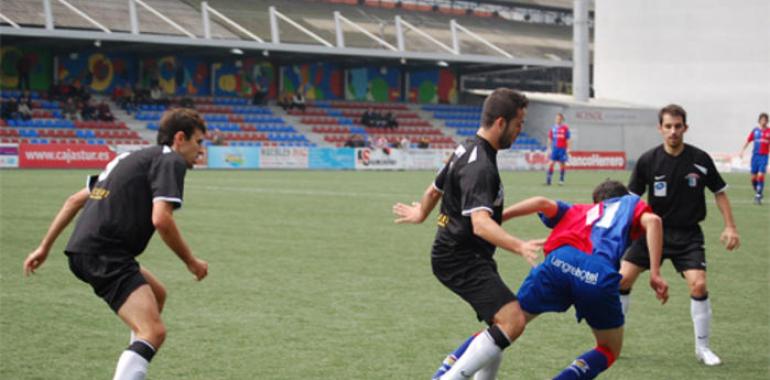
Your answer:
[1,169,767,379]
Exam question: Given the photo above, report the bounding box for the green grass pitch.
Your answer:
[1,169,768,379]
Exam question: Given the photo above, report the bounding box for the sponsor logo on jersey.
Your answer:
[437,213,449,228]
[686,173,700,187]
[654,181,667,197]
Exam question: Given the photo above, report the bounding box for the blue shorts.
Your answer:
[517,246,623,330]
[751,154,768,174]
[550,148,568,162]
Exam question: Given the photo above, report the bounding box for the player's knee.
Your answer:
[619,276,634,291]
[139,320,167,348]
[689,281,708,298]
[495,311,526,340]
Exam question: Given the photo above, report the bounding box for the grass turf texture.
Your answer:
[1,169,768,379]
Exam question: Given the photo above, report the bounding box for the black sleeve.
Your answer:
[433,154,453,192]
[702,153,728,193]
[86,174,99,192]
[628,154,647,196]
[149,153,187,209]
[459,164,497,216]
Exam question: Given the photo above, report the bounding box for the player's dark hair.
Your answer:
[480,88,528,129]
[592,180,629,203]
[658,104,687,125]
[156,108,207,146]
[759,113,768,122]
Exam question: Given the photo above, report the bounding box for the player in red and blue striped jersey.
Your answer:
[432,180,669,380]
[546,113,571,186]
[739,112,769,204]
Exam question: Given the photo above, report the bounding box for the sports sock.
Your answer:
[751,178,758,193]
[560,168,566,182]
[473,353,502,380]
[553,346,615,380]
[130,331,136,344]
[547,166,554,185]
[691,294,712,350]
[619,289,631,316]
[432,333,479,379]
[440,325,510,380]
[113,340,156,380]
[757,175,765,195]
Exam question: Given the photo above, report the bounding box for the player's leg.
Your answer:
[546,160,555,185]
[553,327,622,380]
[619,238,653,316]
[114,285,165,380]
[558,160,566,185]
[129,267,166,343]
[682,269,720,365]
[756,156,767,203]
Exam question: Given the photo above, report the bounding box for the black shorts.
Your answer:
[623,225,707,273]
[432,254,517,325]
[66,252,147,313]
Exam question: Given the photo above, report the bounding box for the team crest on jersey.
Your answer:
[654,181,667,197]
[685,173,700,187]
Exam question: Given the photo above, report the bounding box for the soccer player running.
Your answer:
[393,88,542,379]
[429,180,669,379]
[546,113,571,186]
[620,104,740,366]
[23,108,209,380]
[738,112,769,205]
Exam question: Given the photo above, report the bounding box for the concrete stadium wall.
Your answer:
[594,0,770,153]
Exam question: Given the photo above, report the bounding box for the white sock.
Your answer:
[691,297,712,350]
[112,350,149,380]
[129,331,136,344]
[441,330,502,380]
[620,294,630,316]
[474,353,502,380]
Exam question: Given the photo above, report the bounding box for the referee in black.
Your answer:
[393,88,541,379]
[619,104,740,367]
[23,108,209,380]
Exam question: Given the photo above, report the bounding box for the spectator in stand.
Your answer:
[150,85,165,107]
[291,91,306,112]
[385,112,398,129]
[97,101,115,122]
[252,83,267,106]
[17,97,32,121]
[277,92,292,111]
[73,81,91,103]
[400,136,411,150]
[1,98,19,120]
[179,97,195,110]
[417,137,430,149]
[80,99,96,121]
[361,108,373,127]
[63,97,79,120]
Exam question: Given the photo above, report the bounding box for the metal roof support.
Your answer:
[269,6,279,43]
[269,6,332,47]
[451,20,513,59]
[397,17,456,55]
[57,0,112,33]
[394,15,405,52]
[572,0,590,101]
[335,12,397,51]
[201,1,210,39]
[129,0,139,34]
[133,0,196,39]
[43,0,54,30]
[203,2,263,42]
[450,19,460,54]
[0,12,20,29]
[334,11,344,47]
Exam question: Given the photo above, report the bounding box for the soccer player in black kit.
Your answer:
[619,104,740,366]
[393,88,542,379]
[23,108,209,380]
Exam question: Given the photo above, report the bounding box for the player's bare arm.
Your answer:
[470,210,542,267]
[23,188,90,276]
[714,192,740,250]
[502,196,559,222]
[393,183,442,224]
[152,201,208,281]
[640,212,668,304]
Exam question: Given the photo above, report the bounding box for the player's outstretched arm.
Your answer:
[393,183,442,224]
[152,201,208,281]
[502,196,558,222]
[23,188,90,276]
[470,210,543,267]
[714,192,740,251]
[738,141,750,157]
[640,212,668,304]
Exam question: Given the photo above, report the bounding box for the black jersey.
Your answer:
[431,136,504,260]
[65,145,188,258]
[628,144,727,228]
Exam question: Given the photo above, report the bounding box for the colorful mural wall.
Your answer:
[408,68,457,104]
[281,63,343,100]
[212,58,276,97]
[140,56,210,95]
[1,46,52,91]
[55,51,135,94]
[345,66,401,102]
